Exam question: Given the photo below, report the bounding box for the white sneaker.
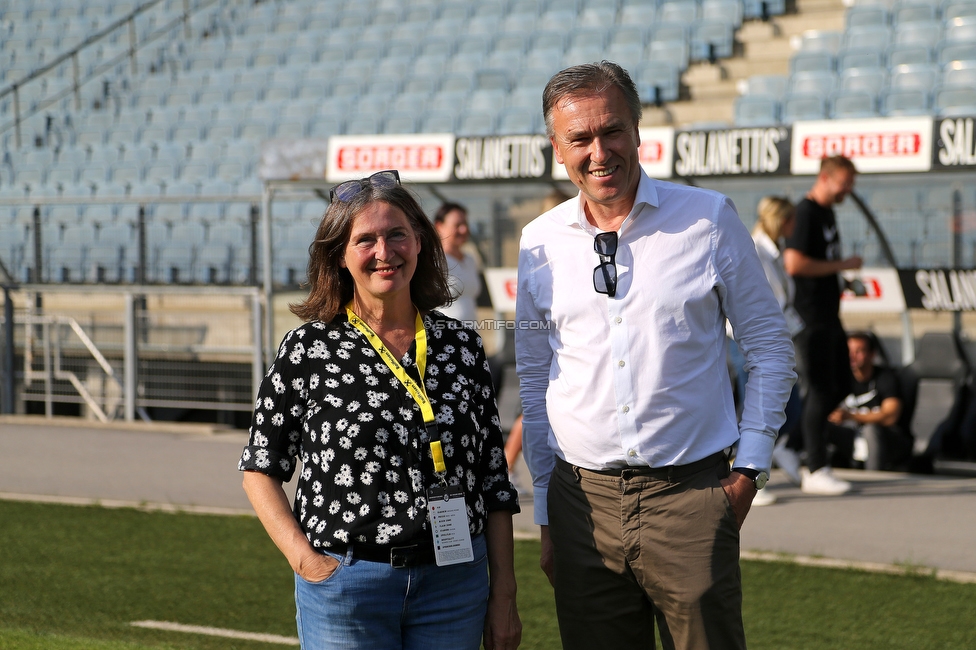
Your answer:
[801,466,852,496]
[752,486,777,506]
[772,439,803,486]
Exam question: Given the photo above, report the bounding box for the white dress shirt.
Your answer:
[753,229,805,337]
[516,171,796,524]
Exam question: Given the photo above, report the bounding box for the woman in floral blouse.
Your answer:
[239,170,521,650]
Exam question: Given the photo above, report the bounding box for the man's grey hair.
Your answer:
[542,61,643,139]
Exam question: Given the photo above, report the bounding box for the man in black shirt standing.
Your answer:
[827,332,908,471]
[784,155,863,495]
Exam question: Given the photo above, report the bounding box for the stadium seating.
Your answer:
[0,0,969,289]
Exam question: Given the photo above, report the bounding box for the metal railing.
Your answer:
[12,284,264,421]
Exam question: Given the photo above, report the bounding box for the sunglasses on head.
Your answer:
[328,170,401,203]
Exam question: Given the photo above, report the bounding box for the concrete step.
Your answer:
[743,37,796,62]
[795,0,848,12]
[688,78,740,100]
[738,20,780,43]
[666,98,735,127]
[722,57,791,79]
[657,0,849,126]
[639,106,673,127]
[774,12,847,37]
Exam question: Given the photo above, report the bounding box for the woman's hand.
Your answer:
[483,511,522,649]
[295,551,340,584]
[484,591,521,650]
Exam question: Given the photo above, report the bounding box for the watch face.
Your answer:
[755,472,769,490]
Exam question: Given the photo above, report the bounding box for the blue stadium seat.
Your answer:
[790,70,837,96]
[890,62,941,92]
[837,47,885,71]
[88,242,126,283]
[796,30,843,54]
[742,74,789,98]
[840,67,889,94]
[647,38,690,71]
[636,61,680,103]
[886,43,935,66]
[691,21,734,62]
[933,84,976,116]
[421,111,457,133]
[894,20,943,47]
[579,6,617,29]
[844,24,892,52]
[658,0,699,25]
[943,60,976,87]
[937,40,976,65]
[880,87,932,115]
[790,51,836,73]
[830,89,879,118]
[846,5,890,28]
[497,107,540,135]
[781,93,828,122]
[619,3,657,25]
[733,95,780,126]
[943,0,976,22]
[457,111,496,136]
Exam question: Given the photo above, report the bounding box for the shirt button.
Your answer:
[618,360,625,368]
[614,317,622,324]
[622,405,630,413]
[628,449,637,457]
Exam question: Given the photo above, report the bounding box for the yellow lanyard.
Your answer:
[345,304,447,476]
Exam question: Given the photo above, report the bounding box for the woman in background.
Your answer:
[753,196,804,490]
[434,202,481,323]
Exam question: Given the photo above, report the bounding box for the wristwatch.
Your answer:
[733,467,769,490]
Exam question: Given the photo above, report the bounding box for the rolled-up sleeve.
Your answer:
[515,240,557,526]
[715,200,797,472]
[238,331,304,482]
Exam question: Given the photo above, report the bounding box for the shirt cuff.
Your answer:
[533,487,549,526]
[734,430,776,474]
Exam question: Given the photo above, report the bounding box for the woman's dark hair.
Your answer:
[290,184,452,322]
[433,202,467,224]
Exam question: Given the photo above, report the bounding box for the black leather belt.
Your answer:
[556,451,727,481]
[329,541,436,568]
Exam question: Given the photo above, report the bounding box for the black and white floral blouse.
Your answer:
[239,310,519,550]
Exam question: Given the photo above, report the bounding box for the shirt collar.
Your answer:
[563,169,660,234]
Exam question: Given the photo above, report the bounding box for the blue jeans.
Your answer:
[294,534,488,650]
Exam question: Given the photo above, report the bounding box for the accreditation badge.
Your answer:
[427,484,474,566]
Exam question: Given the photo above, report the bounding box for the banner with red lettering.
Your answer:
[483,268,518,312]
[790,117,933,174]
[839,268,906,314]
[326,134,455,182]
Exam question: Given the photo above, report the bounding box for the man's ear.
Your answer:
[551,137,565,165]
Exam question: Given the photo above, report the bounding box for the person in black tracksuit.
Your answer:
[784,155,863,495]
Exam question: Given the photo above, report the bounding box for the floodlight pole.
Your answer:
[261,184,275,367]
[0,256,16,414]
[849,190,915,365]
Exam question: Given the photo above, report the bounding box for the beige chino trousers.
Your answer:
[548,453,746,650]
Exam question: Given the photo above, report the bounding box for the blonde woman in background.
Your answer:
[753,196,804,493]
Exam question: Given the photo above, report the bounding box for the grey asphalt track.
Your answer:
[2,416,975,577]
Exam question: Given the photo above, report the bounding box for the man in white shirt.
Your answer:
[516,62,795,650]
